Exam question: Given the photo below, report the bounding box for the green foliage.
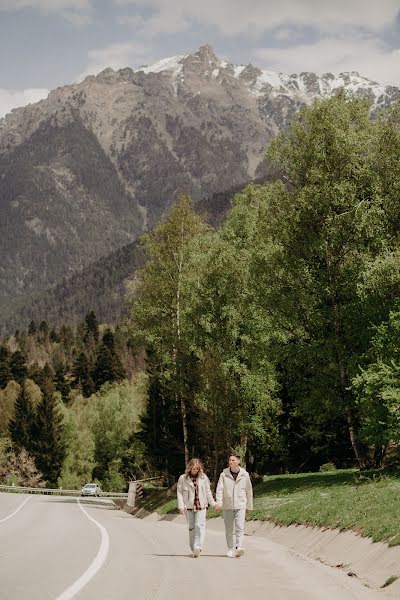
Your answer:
[352,309,400,448]
[9,351,28,384]
[58,378,148,489]
[0,346,11,389]
[54,361,73,403]
[101,458,127,492]
[319,462,337,472]
[130,194,209,468]
[127,95,400,475]
[260,94,400,467]
[32,378,67,485]
[58,392,96,489]
[0,380,20,436]
[73,352,95,397]
[84,311,99,343]
[92,378,147,482]
[191,186,281,476]
[9,382,36,453]
[92,331,125,390]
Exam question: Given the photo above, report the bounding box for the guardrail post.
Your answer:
[127,481,137,508]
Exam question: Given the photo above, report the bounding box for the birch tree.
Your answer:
[129,194,208,467]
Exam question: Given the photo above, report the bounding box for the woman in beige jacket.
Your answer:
[177,458,216,557]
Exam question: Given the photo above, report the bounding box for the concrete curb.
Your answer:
[118,503,400,594]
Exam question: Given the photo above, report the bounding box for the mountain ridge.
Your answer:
[1,44,399,334]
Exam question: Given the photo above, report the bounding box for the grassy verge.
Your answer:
[141,469,400,545]
[140,485,178,515]
[249,469,400,546]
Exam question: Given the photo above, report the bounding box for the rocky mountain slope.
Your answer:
[1,44,399,333]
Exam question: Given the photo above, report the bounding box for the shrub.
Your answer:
[319,462,337,472]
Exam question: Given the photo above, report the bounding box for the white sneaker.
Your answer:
[193,547,201,558]
[226,548,235,558]
[236,547,245,557]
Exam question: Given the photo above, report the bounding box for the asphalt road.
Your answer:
[0,492,391,600]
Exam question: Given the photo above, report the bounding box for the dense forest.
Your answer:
[0,312,148,489]
[2,94,400,490]
[0,178,267,336]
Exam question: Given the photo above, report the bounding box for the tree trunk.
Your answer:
[326,244,364,468]
[240,433,248,470]
[212,399,219,486]
[372,443,387,468]
[175,223,189,465]
[180,392,189,465]
[346,408,364,468]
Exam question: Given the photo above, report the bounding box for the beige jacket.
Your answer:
[216,467,253,510]
[177,473,216,511]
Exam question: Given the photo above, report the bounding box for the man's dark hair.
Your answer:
[229,452,241,460]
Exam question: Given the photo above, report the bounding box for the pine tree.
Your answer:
[73,352,95,397]
[38,321,49,344]
[102,329,116,351]
[9,351,28,384]
[39,321,49,335]
[0,346,11,389]
[31,363,54,390]
[9,382,35,453]
[84,311,99,343]
[32,377,66,485]
[54,361,72,403]
[28,321,37,336]
[59,325,74,358]
[92,335,125,391]
[50,329,59,343]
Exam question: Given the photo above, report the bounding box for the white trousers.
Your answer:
[223,508,246,550]
[186,509,206,551]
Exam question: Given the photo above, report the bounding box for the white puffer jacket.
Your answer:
[216,467,253,510]
[177,473,216,511]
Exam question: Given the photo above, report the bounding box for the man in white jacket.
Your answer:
[215,453,253,558]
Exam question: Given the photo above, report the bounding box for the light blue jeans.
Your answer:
[186,509,206,551]
[223,509,246,550]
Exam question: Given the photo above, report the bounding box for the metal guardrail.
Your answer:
[0,476,165,498]
[129,476,164,482]
[0,485,128,498]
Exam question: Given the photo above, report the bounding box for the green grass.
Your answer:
[140,469,400,546]
[140,486,179,515]
[250,469,400,546]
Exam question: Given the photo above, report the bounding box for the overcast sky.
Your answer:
[0,0,399,118]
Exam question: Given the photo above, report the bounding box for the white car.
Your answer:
[81,483,101,497]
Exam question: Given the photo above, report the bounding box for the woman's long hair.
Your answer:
[185,458,205,478]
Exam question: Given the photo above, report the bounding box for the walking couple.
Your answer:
[177,453,253,558]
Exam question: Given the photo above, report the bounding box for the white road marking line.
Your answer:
[56,499,110,600]
[0,496,30,523]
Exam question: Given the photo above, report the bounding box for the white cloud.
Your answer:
[0,0,91,22]
[0,0,89,9]
[114,0,400,35]
[0,88,49,119]
[78,42,154,80]
[254,36,400,86]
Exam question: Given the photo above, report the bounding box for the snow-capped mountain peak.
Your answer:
[134,46,394,110]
